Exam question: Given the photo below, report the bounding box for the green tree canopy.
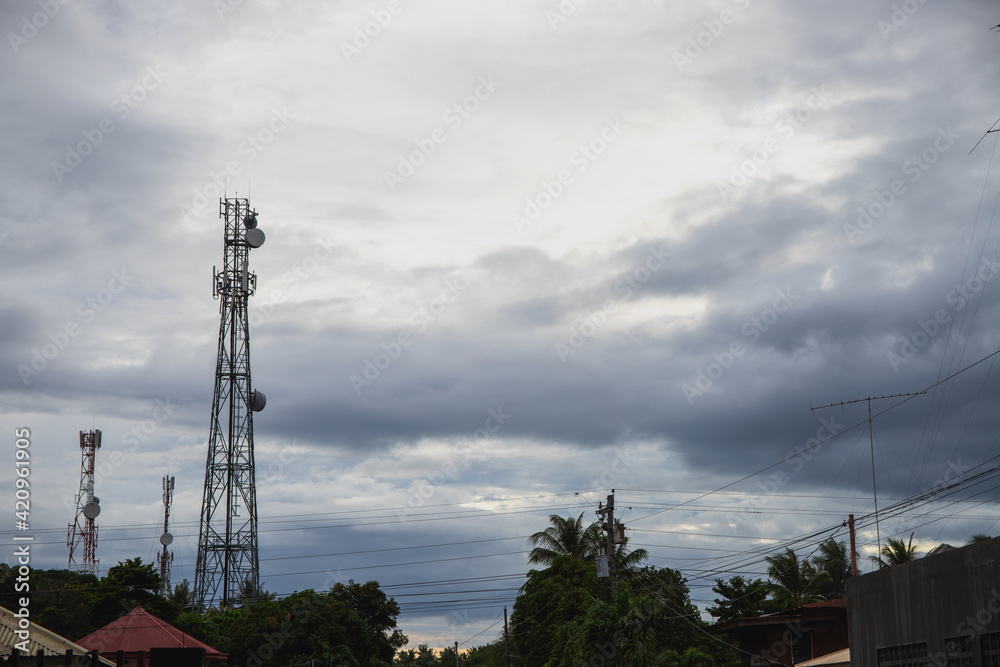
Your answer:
[511,555,606,666]
[329,580,408,664]
[811,539,851,599]
[708,575,774,623]
[527,513,604,565]
[511,557,714,667]
[764,548,828,609]
[869,533,919,569]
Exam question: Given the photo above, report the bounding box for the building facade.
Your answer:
[847,537,1000,667]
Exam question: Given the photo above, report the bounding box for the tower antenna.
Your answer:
[67,430,101,575]
[194,197,268,609]
[158,474,175,596]
[810,391,925,565]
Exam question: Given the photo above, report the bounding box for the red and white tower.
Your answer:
[67,429,101,575]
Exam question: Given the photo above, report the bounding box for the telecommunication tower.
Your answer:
[194,197,268,609]
[67,429,101,575]
[157,475,175,596]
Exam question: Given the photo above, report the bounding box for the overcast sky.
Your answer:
[4,0,1000,651]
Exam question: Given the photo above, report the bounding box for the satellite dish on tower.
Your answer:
[243,212,258,229]
[83,500,101,519]
[246,228,265,248]
[160,532,173,546]
[250,390,266,412]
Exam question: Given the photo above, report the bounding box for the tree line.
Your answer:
[0,558,406,666]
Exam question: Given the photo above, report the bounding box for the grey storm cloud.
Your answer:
[5,0,1000,647]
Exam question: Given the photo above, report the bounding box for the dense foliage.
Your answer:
[0,559,405,667]
[508,556,730,667]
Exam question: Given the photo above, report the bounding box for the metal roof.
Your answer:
[76,606,226,661]
[0,604,115,665]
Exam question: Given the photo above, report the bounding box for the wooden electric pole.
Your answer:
[596,491,618,595]
[848,514,859,576]
[504,606,511,667]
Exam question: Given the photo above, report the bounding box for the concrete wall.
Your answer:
[847,537,1000,667]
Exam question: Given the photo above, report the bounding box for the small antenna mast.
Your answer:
[810,391,925,565]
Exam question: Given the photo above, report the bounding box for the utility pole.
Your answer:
[596,490,618,595]
[504,607,511,667]
[848,514,859,576]
[810,391,924,567]
[455,641,459,667]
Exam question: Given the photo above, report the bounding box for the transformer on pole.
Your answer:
[67,429,101,575]
[158,475,175,596]
[194,197,267,609]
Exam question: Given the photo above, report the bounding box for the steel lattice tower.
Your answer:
[194,197,267,609]
[157,475,175,596]
[67,429,101,575]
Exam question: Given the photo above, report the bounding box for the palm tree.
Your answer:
[232,577,276,606]
[528,513,604,565]
[615,540,650,572]
[869,533,919,569]
[170,579,193,610]
[811,539,850,598]
[764,548,829,609]
[528,514,648,571]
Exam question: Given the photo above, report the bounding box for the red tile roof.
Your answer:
[77,606,226,661]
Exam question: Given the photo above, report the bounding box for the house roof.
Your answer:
[0,604,115,665]
[76,606,226,661]
[709,598,848,634]
[798,648,850,667]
